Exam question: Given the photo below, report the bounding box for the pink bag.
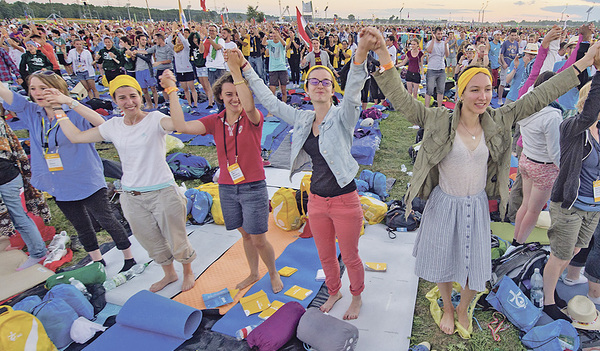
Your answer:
[246,301,305,351]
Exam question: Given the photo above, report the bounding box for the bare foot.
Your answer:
[343,295,362,320]
[236,273,259,290]
[181,272,196,292]
[456,306,470,331]
[270,272,283,293]
[439,307,455,334]
[320,291,342,313]
[149,273,178,292]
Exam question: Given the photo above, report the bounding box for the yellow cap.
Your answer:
[109,74,142,97]
[304,65,343,94]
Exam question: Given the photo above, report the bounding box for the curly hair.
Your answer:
[212,72,234,105]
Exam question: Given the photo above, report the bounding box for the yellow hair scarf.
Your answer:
[304,65,343,94]
[109,74,143,97]
[457,68,493,99]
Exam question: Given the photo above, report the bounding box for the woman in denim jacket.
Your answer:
[365,27,600,336]
[227,31,373,320]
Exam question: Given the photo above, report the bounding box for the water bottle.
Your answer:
[103,263,149,290]
[530,268,544,308]
[236,324,260,340]
[69,278,92,300]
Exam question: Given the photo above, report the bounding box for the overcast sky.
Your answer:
[12,0,600,22]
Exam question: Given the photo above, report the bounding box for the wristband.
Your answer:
[55,112,67,119]
[56,117,69,122]
[241,62,249,70]
[378,61,395,73]
[164,87,179,95]
[574,65,583,75]
[233,79,247,86]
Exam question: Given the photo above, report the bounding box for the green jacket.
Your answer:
[373,66,580,217]
[97,47,124,71]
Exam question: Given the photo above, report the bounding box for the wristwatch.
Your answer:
[70,99,80,109]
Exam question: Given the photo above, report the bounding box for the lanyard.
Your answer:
[222,117,240,167]
[41,117,60,154]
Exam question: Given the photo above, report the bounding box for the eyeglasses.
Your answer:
[32,70,56,76]
[307,78,333,87]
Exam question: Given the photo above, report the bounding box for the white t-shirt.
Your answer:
[222,40,238,71]
[98,111,174,191]
[205,37,227,70]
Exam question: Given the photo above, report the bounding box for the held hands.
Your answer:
[542,25,562,48]
[224,48,246,71]
[357,27,386,57]
[42,88,72,108]
[159,69,177,89]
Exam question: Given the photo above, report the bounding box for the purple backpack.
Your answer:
[360,107,383,120]
[246,301,305,351]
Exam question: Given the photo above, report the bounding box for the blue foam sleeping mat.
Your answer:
[211,237,330,337]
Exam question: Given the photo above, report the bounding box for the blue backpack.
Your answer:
[166,152,211,180]
[521,320,580,351]
[486,276,541,332]
[359,170,389,200]
[185,188,213,225]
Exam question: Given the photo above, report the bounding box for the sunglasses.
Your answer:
[307,78,333,87]
[32,70,57,76]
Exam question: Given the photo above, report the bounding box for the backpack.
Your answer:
[196,183,224,225]
[359,170,389,200]
[184,189,213,225]
[521,319,580,351]
[85,98,113,111]
[490,242,548,288]
[272,188,304,231]
[166,152,211,180]
[360,107,383,120]
[359,195,388,225]
[0,305,56,351]
[385,200,418,231]
[486,276,542,332]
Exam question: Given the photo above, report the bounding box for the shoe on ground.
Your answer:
[70,236,84,251]
[16,255,47,271]
[588,294,600,305]
[409,342,431,351]
[48,231,70,251]
[562,274,588,286]
[262,159,271,167]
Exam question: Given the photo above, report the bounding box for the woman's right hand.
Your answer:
[225,48,246,71]
[159,69,177,89]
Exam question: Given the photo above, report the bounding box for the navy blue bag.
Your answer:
[166,152,211,180]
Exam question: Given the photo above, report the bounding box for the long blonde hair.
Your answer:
[577,80,592,113]
[27,72,70,102]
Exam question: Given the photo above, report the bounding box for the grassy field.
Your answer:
[16,106,525,350]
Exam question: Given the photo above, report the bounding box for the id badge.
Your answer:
[45,153,64,171]
[594,180,600,203]
[228,163,245,184]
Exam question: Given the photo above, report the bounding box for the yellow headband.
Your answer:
[304,65,342,94]
[109,74,143,97]
[457,68,493,99]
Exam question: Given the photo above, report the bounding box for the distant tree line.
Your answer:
[0,0,270,22]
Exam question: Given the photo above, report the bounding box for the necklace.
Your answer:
[460,121,478,140]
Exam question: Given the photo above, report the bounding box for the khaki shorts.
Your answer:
[547,201,600,261]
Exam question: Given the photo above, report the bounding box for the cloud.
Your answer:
[514,1,525,5]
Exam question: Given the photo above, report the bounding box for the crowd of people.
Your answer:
[1,17,600,338]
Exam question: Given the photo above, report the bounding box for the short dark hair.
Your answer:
[434,27,442,33]
[509,28,518,34]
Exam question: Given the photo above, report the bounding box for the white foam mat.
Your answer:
[102,223,240,306]
[264,167,310,190]
[327,224,419,351]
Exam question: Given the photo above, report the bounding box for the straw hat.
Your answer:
[466,45,476,52]
[523,43,539,55]
[567,36,579,47]
[565,295,600,330]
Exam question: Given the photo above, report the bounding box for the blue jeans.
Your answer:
[248,56,266,84]
[0,174,47,259]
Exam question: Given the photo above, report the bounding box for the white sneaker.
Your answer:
[43,248,67,266]
[502,244,519,257]
[562,274,589,286]
[47,231,70,252]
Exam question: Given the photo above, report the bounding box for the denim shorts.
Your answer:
[135,69,157,89]
[426,69,446,96]
[76,71,94,81]
[196,66,208,78]
[219,180,269,234]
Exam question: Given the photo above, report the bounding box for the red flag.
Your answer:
[221,14,225,26]
[200,0,207,11]
[296,6,312,51]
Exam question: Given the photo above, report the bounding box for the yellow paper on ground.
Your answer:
[240,290,270,316]
[229,288,239,299]
[284,285,313,301]
[278,266,298,277]
[365,262,387,272]
[258,300,285,320]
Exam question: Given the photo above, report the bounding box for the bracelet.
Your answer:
[56,117,69,122]
[574,65,583,75]
[378,61,395,73]
[164,87,179,95]
[241,62,249,71]
[233,79,247,86]
[54,112,67,119]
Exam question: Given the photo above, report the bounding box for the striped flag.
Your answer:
[221,14,225,26]
[200,0,207,11]
[296,6,312,51]
[178,0,188,28]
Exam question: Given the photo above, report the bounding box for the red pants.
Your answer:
[308,191,365,296]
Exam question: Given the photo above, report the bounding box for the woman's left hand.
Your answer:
[43,88,72,108]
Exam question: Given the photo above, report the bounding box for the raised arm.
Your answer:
[338,32,369,128]
[0,77,14,105]
[226,49,261,125]
[158,69,206,134]
[561,71,600,139]
[368,28,430,127]
[43,88,105,127]
[518,26,561,98]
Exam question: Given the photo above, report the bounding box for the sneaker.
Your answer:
[16,255,47,271]
[47,231,70,252]
[43,248,67,266]
[502,244,519,257]
[409,342,431,351]
[70,236,84,251]
[562,274,588,286]
[262,159,271,167]
[205,104,214,110]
